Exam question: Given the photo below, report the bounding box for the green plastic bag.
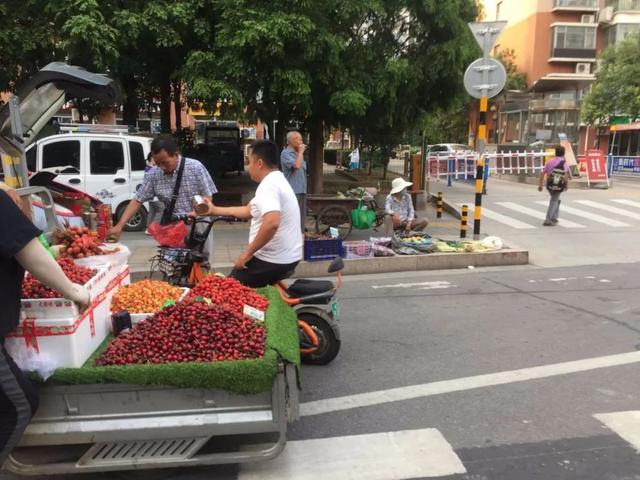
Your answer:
[350,201,376,230]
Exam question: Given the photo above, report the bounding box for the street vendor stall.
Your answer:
[0,63,301,476]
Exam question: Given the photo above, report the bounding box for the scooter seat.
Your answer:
[287,279,334,297]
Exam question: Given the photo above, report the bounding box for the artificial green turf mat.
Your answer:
[41,287,300,395]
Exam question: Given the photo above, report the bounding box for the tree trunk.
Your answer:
[172,80,182,131]
[308,116,324,194]
[121,75,139,127]
[159,76,171,133]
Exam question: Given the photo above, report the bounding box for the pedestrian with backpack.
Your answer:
[538,145,570,226]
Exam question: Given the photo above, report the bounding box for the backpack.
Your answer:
[547,160,567,192]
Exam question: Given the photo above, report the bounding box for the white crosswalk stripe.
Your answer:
[461,204,536,229]
[534,201,631,227]
[496,202,586,228]
[574,200,640,221]
[611,199,640,209]
[594,411,640,451]
[238,428,466,479]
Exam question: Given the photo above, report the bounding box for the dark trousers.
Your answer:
[0,343,39,465]
[296,193,306,232]
[230,257,299,288]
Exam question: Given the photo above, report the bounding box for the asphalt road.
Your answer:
[5,262,640,479]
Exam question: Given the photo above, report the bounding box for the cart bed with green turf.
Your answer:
[5,288,300,476]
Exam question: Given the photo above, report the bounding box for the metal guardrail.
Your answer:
[427,151,548,185]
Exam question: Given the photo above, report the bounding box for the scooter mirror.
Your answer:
[327,256,344,273]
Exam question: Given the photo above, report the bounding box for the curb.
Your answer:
[130,248,528,281]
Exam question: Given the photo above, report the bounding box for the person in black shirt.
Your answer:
[0,190,89,464]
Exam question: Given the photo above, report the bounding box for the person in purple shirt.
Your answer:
[538,145,570,226]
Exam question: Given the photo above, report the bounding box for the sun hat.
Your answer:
[390,178,413,195]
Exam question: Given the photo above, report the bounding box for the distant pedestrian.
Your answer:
[385,178,428,233]
[280,131,307,232]
[538,145,570,226]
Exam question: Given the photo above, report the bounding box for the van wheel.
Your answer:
[116,203,147,232]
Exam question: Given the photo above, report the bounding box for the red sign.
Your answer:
[585,150,609,183]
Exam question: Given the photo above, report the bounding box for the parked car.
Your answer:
[25,131,152,231]
[427,143,476,155]
[188,121,244,178]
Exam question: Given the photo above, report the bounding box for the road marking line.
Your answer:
[574,200,640,221]
[300,351,640,417]
[372,281,455,290]
[533,201,630,227]
[238,429,466,479]
[459,204,536,229]
[611,199,640,209]
[594,411,640,452]
[497,202,585,228]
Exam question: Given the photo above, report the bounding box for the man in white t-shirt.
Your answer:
[200,140,302,287]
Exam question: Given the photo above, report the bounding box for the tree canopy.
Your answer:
[1,0,480,192]
[581,33,640,126]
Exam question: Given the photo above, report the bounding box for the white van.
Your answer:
[26,132,153,231]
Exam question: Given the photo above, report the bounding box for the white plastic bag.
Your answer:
[481,236,503,251]
[5,344,57,380]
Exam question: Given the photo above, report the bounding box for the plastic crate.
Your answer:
[304,238,343,262]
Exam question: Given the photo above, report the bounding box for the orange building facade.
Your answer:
[478,0,640,154]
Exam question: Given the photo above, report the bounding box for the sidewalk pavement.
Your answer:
[123,201,458,271]
[122,198,527,279]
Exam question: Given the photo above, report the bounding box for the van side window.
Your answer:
[26,146,36,172]
[90,141,124,174]
[42,141,81,173]
[129,141,146,171]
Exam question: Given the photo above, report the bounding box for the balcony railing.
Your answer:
[553,0,598,10]
[606,0,640,12]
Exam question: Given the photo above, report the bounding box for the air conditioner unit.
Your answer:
[597,7,613,24]
[581,14,596,24]
[576,62,591,74]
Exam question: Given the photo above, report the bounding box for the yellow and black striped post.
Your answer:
[436,192,443,218]
[478,95,489,194]
[473,156,484,239]
[460,205,468,239]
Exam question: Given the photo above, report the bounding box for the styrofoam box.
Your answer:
[20,265,110,320]
[7,264,132,369]
[127,288,190,326]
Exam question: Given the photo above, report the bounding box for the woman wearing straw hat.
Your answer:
[384,178,428,233]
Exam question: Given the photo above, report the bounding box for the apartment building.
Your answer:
[479,0,640,154]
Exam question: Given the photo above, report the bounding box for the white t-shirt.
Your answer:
[249,170,302,264]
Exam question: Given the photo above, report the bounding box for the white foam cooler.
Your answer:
[8,262,131,370]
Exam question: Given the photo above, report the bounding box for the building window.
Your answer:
[554,0,598,8]
[553,26,596,50]
[606,0,640,12]
[603,24,640,49]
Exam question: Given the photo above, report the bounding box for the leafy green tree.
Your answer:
[54,0,217,130]
[0,1,62,93]
[185,0,479,192]
[582,33,640,126]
